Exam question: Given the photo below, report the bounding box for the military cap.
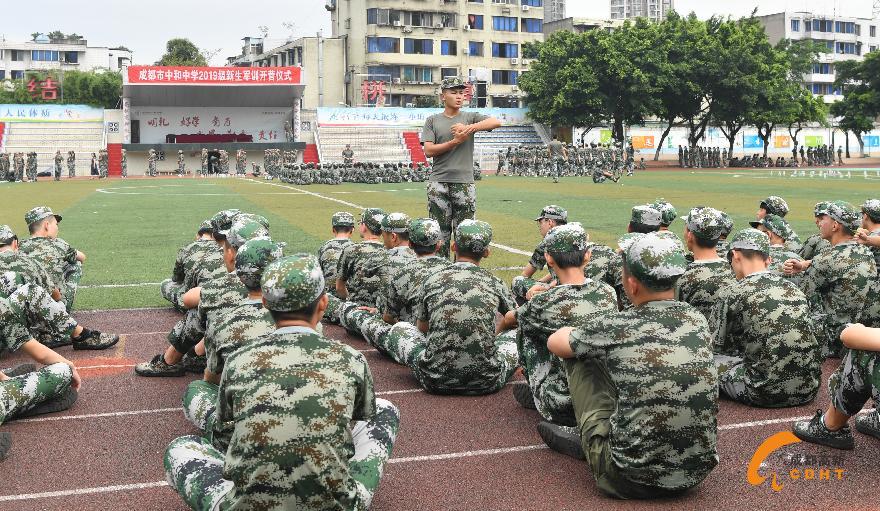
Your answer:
[749,214,789,240]
[719,211,734,237]
[25,206,62,226]
[534,205,568,222]
[544,223,588,253]
[630,205,662,228]
[651,198,677,225]
[381,212,410,233]
[261,254,325,312]
[455,219,492,253]
[617,232,642,252]
[332,211,356,228]
[0,225,16,245]
[226,219,270,249]
[360,207,387,232]
[728,228,770,255]
[235,213,270,230]
[235,238,285,290]
[623,232,687,290]
[409,218,442,247]
[760,196,789,217]
[440,76,467,90]
[813,201,831,217]
[686,207,726,241]
[826,200,861,233]
[860,199,880,223]
[210,209,242,238]
[197,219,214,234]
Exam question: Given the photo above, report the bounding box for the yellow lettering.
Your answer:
[790,469,800,480]
[770,472,784,492]
[835,469,845,480]
[804,468,815,480]
[819,469,830,481]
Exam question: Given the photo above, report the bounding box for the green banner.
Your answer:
[804,135,823,147]
[599,129,612,144]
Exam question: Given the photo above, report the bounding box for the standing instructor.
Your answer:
[422,77,501,257]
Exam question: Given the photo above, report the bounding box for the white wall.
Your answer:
[131,106,291,144]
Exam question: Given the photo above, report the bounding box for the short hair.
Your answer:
[728,248,769,263]
[691,235,719,249]
[386,231,410,242]
[628,221,657,234]
[268,293,324,322]
[412,243,438,256]
[197,227,213,236]
[455,247,485,262]
[547,249,588,269]
[28,218,48,235]
[0,235,17,248]
[364,224,382,236]
[621,258,677,291]
[333,226,354,235]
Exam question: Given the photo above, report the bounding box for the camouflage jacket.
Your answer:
[213,325,374,510]
[317,238,352,294]
[0,296,30,352]
[0,251,54,292]
[784,230,802,255]
[799,240,877,342]
[385,255,451,323]
[204,298,274,376]
[18,237,77,291]
[768,245,803,287]
[375,246,416,312]
[171,239,221,287]
[569,300,719,490]
[798,233,830,261]
[185,244,226,290]
[197,271,249,329]
[528,241,548,271]
[416,262,516,394]
[337,240,386,307]
[715,240,729,259]
[674,259,736,320]
[709,271,820,406]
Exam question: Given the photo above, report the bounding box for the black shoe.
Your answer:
[792,410,855,450]
[42,334,73,349]
[134,354,186,377]
[0,364,36,377]
[537,421,585,460]
[72,329,120,351]
[855,410,880,440]
[0,432,10,461]
[512,383,537,410]
[181,352,206,374]
[11,388,78,420]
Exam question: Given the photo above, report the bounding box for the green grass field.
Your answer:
[0,170,876,310]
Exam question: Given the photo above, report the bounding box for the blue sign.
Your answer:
[865,135,879,148]
[0,104,104,123]
[743,135,764,149]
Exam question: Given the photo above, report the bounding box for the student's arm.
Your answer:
[496,309,518,334]
[453,117,502,137]
[548,327,575,359]
[20,339,81,390]
[181,287,202,309]
[336,279,349,299]
[840,324,880,351]
[520,264,537,279]
[423,133,469,158]
[417,320,429,334]
[203,369,221,385]
[75,250,86,263]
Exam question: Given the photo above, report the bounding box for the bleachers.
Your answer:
[474,124,543,153]
[317,126,411,164]
[2,122,104,171]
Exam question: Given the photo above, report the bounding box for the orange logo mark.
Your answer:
[747,431,801,491]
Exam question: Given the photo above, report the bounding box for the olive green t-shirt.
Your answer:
[422,110,490,183]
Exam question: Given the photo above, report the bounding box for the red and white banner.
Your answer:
[127,66,301,85]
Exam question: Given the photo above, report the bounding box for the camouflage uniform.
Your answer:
[711,229,820,407]
[335,208,387,308]
[18,207,81,311]
[715,211,734,259]
[0,272,77,346]
[373,220,518,395]
[66,151,76,178]
[511,205,567,301]
[165,255,399,511]
[798,202,832,261]
[159,220,216,310]
[759,195,802,253]
[826,347,880,419]
[858,200,880,328]
[317,212,355,296]
[750,214,803,280]
[426,181,476,258]
[371,212,416,314]
[566,233,718,498]
[675,207,736,319]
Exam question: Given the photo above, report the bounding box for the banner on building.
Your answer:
[743,135,763,149]
[804,135,823,147]
[127,66,301,85]
[599,129,612,145]
[316,107,530,127]
[631,135,655,150]
[863,135,878,148]
[774,135,790,148]
[0,104,104,123]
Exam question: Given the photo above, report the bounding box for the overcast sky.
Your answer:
[0,0,874,65]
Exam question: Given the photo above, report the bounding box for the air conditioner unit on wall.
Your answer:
[393,20,403,27]
[403,25,413,33]
[405,103,415,108]
[522,4,530,11]
[434,23,443,29]
[463,25,470,31]
[393,78,401,84]
[510,57,519,65]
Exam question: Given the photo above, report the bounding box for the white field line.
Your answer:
[717,407,875,431]
[0,482,170,502]
[388,444,548,464]
[14,407,179,424]
[79,282,162,289]
[76,306,175,313]
[76,363,136,370]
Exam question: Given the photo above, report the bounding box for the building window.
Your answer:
[441,40,457,55]
[870,45,877,53]
[492,42,519,58]
[11,70,24,79]
[31,50,59,61]
[468,41,484,56]
[367,8,378,24]
[492,0,516,4]
[871,25,876,37]
[406,12,433,27]
[64,51,79,64]
[493,16,518,32]
[468,14,484,29]
[367,65,400,80]
[11,50,24,61]
[790,19,800,32]
[404,38,434,55]
[441,68,458,78]
[836,42,859,55]
[402,66,433,82]
[0,71,4,80]
[812,63,832,74]
[521,18,542,33]
[812,19,832,32]
[834,21,856,34]
[522,0,542,6]
[468,0,484,2]
[367,37,400,53]
[492,69,518,85]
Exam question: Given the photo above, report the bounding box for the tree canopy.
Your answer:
[156,38,208,66]
[0,70,122,109]
[831,51,880,156]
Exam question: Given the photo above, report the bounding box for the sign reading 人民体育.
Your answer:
[127,66,302,85]
[316,107,531,127]
[0,104,104,123]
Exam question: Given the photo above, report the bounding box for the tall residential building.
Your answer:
[326,0,546,108]
[0,34,132,81]
[545,0,566,23]
[610,0,673,22]
[757,12,880,102]
[543,17,624,35]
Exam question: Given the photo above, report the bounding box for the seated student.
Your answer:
[545,232,718,499]
[710,228,820,408]
[792,323,880,449]
[164,254,399,510]
[333,208,387,309]
[182,238,283,434]
[857,199,880,329]
[512,205,568,302]
[798,202,832,260]
[749,214,802,278]
[317,212,355,299]
[675,207,736,320]
[756,195,801,253]
[496,224,617,431]
[0,295,83,461]
[372,220,519,395]
[160,219,217,311]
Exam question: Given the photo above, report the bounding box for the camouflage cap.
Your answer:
[234,213,270,230]
[749,214,789,240]
[826,200,861,233]
[455,219,492,253]
[210,209,242,238]
[360,207,387,232]
[0,225,16,245]
[534,205,568,222]
[728,228,770,255]
[719,211,734,237]
[261,254,325,312]
[25,206,62,226]
[409,218,442,247]
[544,223,588,253]
[226,219,270,249]
[685,207,725,242]
[440,76,467,90]
[860,199,880,223]
[760,196,789,217]
[813,201,831,217]
[381,212,411,233]
[617,232,643,252]
[197,219,214,234]
[651,198,677,225]
[623,232,687,290]
[631,205,662,228]
[235,238,285,290]
[331,211,356,228]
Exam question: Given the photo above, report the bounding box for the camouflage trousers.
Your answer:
[518,332,575,426]
[168,309,205,355]
[164,399,400,511]
[183,380,218,435]
[862,281,880,329]
[714,354,817,408]
[68,163,75,178]
[828,348,880,417]
[61,262,82,312]
[426,181,476,258]
[324,294,343,324]
[159,279,186,311]
[339,302,394,356]
[0,363,72,424]
[3,282,78,345]
[54,164,62,181]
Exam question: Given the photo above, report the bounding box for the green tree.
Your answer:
[0,70,122,109]
[832,54,880,157]
[156,38,208,66]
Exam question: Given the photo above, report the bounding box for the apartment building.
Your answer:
[0,34,132,80]
[609,0,673,22]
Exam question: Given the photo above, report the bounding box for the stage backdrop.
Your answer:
[131,107,290,144]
